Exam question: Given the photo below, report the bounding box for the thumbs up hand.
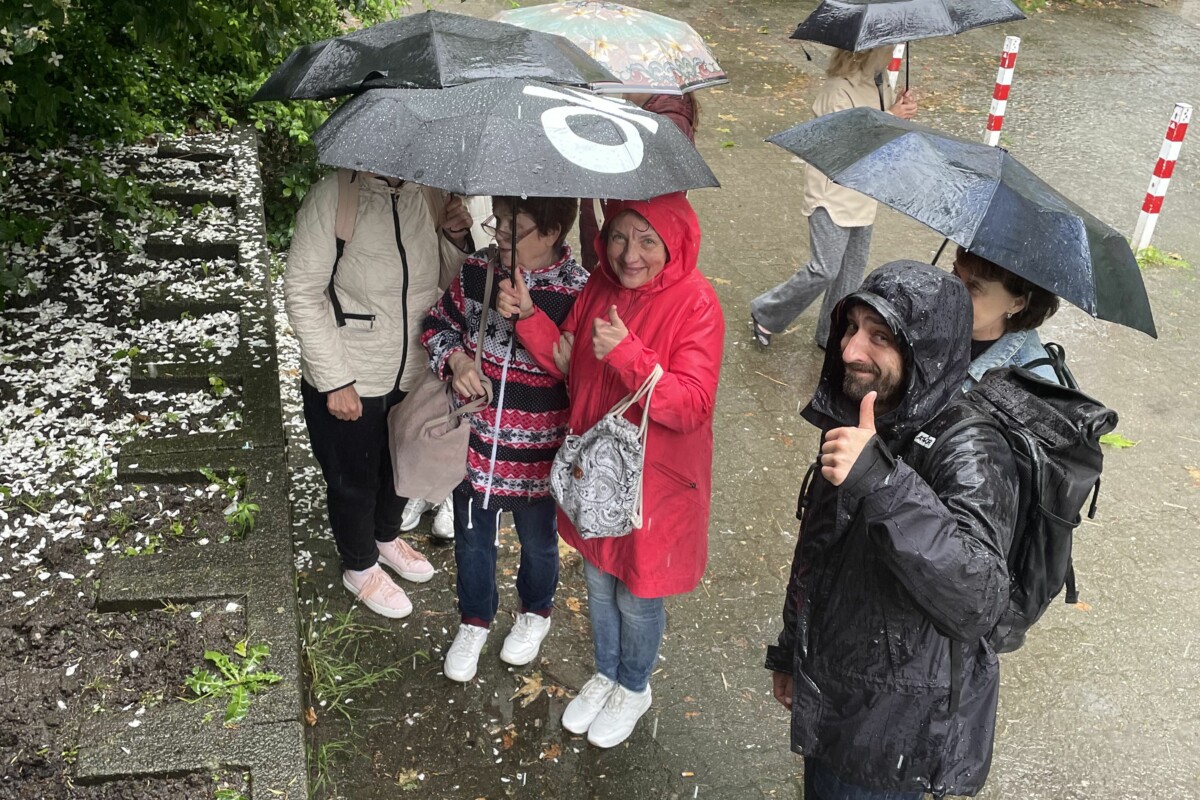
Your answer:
[496,265,534,321]
[592,305,629,360]
[819,391,878,486]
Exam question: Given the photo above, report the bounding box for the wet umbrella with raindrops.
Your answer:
[768,107,1156,337]
[311,78,719,200]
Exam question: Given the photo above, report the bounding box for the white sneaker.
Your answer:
[400,498,432,532]
[587,684,652,748]
[499,612,551,666]
[561,672,616,735]
[443,624,489,682]
[431,497,455,540]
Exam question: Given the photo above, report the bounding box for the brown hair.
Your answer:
[827,46,893,79]
[492,196,579,248]
[955,245,1059,331]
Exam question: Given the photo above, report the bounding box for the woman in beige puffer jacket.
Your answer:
[285,170,473,619]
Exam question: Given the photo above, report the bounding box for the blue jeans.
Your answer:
[583,562,665,693]
[804,758,924,800]
[452,488,559,625]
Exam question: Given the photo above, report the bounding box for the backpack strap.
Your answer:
[1019,341,1079,390]
[906,401,998,481]
[326,169,362,328]
[335,169,360,246]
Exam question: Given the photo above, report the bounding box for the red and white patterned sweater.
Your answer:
[422,246,587,511]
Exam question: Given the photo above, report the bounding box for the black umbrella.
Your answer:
[311,79,719,200]
[791,0,1024,51]
[767,107,1156,337]
[791,0,1025,87]
[251,10,618,102]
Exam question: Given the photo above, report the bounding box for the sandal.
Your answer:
[750,314,772,347]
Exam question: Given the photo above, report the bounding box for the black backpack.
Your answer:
[909,346,1118,653]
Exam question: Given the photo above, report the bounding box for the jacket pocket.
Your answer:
[651,461,697,489]
[342,312,377,332]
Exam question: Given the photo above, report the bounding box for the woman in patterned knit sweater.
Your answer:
[422,195,587,682]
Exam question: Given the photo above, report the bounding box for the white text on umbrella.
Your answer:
[524,85,660,174]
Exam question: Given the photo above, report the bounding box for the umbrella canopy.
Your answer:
[311,79,719,200]
[790,0,1025,51]
[767,107,1155,337]
[251,10,618,102]
[493,1,727,95]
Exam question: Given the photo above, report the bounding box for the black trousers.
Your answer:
[301,379,408,571]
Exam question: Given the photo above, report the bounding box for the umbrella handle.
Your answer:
[932,237,950,265]
[509,205,521,323]
[905,42,910,91]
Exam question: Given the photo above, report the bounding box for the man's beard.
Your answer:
[842,361,902,409]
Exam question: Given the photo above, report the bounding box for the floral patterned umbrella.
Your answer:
[493,1,728,96]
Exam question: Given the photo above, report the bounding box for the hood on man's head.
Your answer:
[595,192,701,291]
[805,260,972,440]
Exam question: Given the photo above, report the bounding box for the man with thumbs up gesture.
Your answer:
[765,261,1019,800]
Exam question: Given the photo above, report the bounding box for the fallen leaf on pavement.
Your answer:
[565,596,582,612]
[304,706,317,726]
[1100,432,1138,449]
[511,672,545,707]
[541,743,562,760]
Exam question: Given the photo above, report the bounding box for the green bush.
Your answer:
[0,0,406,302]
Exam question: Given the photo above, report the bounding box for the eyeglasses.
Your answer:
[481,215,536,244]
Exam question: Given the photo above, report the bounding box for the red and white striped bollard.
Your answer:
[886,44,905,92]
[1131,102,1193,253]
[984,36,1020,147]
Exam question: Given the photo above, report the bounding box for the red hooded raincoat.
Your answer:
[516,193,724,598]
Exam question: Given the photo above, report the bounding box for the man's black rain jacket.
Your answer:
[765,261,1018,797]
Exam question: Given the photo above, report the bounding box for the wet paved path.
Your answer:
[292,2,1200,797]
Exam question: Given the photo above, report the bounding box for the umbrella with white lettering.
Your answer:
[310,78,718,199]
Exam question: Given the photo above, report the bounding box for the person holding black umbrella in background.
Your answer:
[750,47,917,349]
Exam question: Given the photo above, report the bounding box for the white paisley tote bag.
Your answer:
[550,365,663,539]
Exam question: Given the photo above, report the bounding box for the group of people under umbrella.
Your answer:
[266,0,1156,789]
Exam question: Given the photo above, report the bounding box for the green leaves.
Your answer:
[1136,245,1191,271]
[1100,432,1138,449]
[185,641,282,727]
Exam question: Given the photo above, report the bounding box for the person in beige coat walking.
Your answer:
[285,170,474,618]
[750,47,917,349]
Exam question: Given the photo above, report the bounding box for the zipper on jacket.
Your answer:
[391,193,411,392]
[652,461,697,489]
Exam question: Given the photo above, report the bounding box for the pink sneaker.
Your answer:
[342,566,412,619]
[376,538,435,583]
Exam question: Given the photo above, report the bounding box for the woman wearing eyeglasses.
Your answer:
[422,195,587,683]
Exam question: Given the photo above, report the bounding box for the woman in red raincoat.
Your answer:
[498,192,724,748]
